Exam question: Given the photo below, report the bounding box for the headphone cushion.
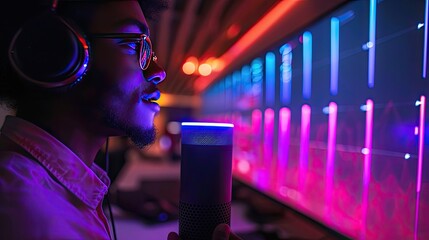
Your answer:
[9,12,86,85]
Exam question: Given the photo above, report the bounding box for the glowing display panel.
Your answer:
[201,0,428,239]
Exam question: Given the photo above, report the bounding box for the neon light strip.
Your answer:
[266,52,276,106]
[281,44,292,104]
[361,99,374,239]
[252,109,263,166]
[325,102,337,217]
[331,18,339,95]
[264,108,275,168]
[424,0,428,78]
[412,96,426,239]
[299,105,311,190]
[303,32,312,99]
[417,95,426,192]
[181,122,234,127]
[277,107,291,189]
[368,0,377,88]
[232,71,241,104]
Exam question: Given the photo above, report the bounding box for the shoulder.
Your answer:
[0,151,73,239]
[0,150,49,186]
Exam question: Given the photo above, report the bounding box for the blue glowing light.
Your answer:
[280,44,292,105]
[416,100,422,106]
[303,31,312,100]
[266,52,276,107]
[368,0,377,88]
[331,17,339,96]
[323,106,330,114]
[181,122,234,128]
[405,153,411,159]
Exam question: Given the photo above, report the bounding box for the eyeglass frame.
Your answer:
[90,33,157,71]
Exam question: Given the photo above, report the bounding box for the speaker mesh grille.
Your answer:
[181,127,233,145]
[179,201,231,240]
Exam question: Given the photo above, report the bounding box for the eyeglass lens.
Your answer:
[140,36,152,70]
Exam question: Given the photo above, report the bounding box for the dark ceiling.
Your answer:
[146,0,348,98]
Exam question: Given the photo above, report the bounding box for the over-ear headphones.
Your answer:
[8,2,90,89]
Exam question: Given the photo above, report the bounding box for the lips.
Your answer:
[141,90,161,103]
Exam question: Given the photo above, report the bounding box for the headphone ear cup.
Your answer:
[8,11,90,88]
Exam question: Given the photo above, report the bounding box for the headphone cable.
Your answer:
[105,137,118,240]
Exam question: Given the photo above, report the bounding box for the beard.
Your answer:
[102,108,157,149]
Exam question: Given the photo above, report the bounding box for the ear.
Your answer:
[8,10,90,89]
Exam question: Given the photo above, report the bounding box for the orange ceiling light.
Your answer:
[194,0,299,92]
[198,63,212,76]
[182,56,199,75]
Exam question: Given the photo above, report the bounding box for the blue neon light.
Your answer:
[241,65,251,92]
[181,122,234,128]
[368,0,377,88]
[280,44,292,105]
[251,58,263,106]
[265,52,276,106]
[331,17,339,96]
[303,31,312,99]
[232,70,241,103]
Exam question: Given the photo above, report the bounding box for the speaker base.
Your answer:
[179,201,231,240]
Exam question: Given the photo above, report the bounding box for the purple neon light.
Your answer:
[264,108,275,168]
[277,107,291,189]
[299,104,311,190]
[255,108,274,190]
[361,99,374,239]
[252,109,263,166]
[417,95,426,192]
[414,95,426,239]
[325,102,337,217]
[423,0,428,78]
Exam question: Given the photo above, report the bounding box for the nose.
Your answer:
[144,55,166,85]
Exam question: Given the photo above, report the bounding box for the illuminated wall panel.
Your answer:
[201,0,428,239]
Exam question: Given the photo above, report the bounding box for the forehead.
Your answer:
[89,1,149,34]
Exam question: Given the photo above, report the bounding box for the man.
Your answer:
[0,1,240,239]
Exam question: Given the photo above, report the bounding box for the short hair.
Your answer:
[0,0,167,110]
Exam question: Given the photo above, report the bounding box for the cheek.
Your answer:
[92,41,140,79]
[91,42,143,97]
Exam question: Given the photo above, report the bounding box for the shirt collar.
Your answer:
[1,116,110,209]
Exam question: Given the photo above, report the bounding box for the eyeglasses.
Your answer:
[91,33,156,71]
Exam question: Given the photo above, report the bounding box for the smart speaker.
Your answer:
[179,122,234,240]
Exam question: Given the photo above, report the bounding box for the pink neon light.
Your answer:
[325,102,337,217]
[255,108,275,190]
[414,96,425,239]
[417,95,425,193]
[277,107,291,189]
[252,109,262,166]
[299,105,311,190]
[264,108,275,169]
[361,99,374,239]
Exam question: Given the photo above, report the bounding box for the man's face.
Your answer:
[78,1,166,147]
